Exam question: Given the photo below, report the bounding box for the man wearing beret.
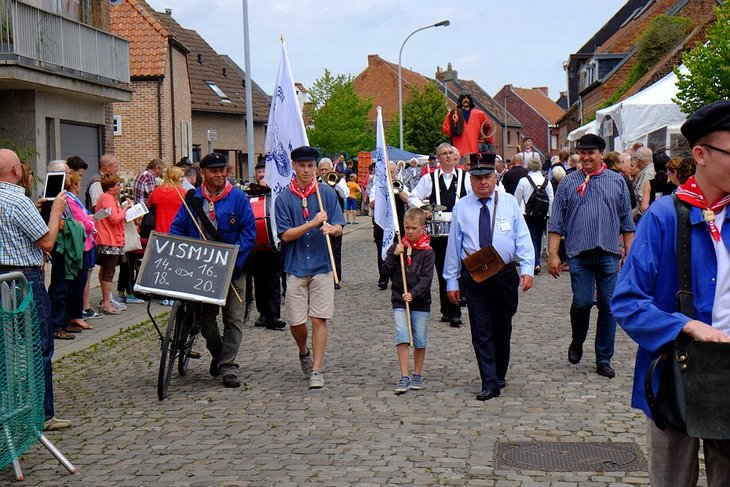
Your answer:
[547,133,635,379]
[444,153,534,401]
[169,152,256,388]
[274,145,345,389]
[612,100,730,486]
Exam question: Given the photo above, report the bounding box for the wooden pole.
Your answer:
[313,182,340,284]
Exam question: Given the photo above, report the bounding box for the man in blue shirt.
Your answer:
[444,153,534,401]
[547,134,634,379]
[275,146,345,389]
[169,152,256,389]
[612,100,730,486]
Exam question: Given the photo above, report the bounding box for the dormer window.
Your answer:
[205,81,231,104]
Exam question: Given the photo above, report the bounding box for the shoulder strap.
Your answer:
[540,177,549,190]
[185,190,225,242]
[526,175,538,190]
[673,195,693,318]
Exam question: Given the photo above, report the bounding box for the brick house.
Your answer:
[154,12,271,179]
[569,0,720,124]
[0,0,131,188]
[436,64,522,160]
[110,0,192,178]
[493,86,565,158]
[352,54,431,131]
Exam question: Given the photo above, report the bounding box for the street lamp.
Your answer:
[398,20,450,150]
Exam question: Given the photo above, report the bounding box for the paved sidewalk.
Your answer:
[10,216,708,485]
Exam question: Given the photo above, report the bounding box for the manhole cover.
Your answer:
[495,441,647,472]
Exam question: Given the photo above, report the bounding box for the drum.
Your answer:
[427,210,452,237]
[247,193,275,253]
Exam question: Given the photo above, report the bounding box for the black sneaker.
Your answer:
[254,316,267,327]
[209,357,220,377]
[222,374,241,388]
[265,318,286,330]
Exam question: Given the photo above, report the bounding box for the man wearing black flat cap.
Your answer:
[444,153,534,401]
[613,99,730,486]
[274,145,345,389]
[169,152,257,389]
[548,133,634,380]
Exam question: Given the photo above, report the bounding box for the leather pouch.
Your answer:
[462,245,505,283]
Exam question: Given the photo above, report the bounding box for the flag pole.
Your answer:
[314,182,340,285]
[379,110,413,347]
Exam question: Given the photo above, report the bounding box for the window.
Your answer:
[180,120,192,158]
[205,81,231,104]
[113,115,121,136]
[551,134,558,151]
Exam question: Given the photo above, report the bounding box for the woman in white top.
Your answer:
[514,155,554,274]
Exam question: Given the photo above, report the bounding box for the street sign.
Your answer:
[207,129,217,142]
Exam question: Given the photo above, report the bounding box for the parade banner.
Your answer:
[263,41,308,245]
[373,106,398,259]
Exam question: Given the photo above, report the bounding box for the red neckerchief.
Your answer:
[401,233,431,266]
[576,163,607,196]
[675,176,730,241]
[288,180,317,218]
[201,181,233,221]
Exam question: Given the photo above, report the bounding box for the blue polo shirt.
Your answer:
[275,184,346,277]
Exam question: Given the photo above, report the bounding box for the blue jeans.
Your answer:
[393,308,430,348]
[0,268,55,420]
[567,249,620,364]
[525,215,546,268]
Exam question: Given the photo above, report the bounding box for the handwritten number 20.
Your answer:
[194,279,214,292]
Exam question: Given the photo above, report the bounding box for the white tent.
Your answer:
[567,120,598,141]
[595,66,689,150]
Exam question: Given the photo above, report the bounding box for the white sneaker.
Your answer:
[109,293,127,310]
[309,371,324,389]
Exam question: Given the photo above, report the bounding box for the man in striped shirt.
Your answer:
[547,134,634,379]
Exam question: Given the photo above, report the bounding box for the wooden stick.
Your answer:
[174,187,243,304]
[313,182,340,284]
[395,232,413,347]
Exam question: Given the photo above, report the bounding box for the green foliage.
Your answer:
[674,2,730,115]
[306,69,374,155]
[0,135,37,164]
[385,83,448,154]
[599,15,693,115]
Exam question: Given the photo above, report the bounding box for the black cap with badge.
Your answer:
[199,152,228,169]
[469,152,496,176]
[290,146,319,162]
[681,100,730,148]
[577,134,606,151]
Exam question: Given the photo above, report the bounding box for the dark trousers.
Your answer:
[117,252,141,295]
[373,222,386,285]
[463,265,519,390]
[48,250,71,332]
[331,233,342,282]
[251,250,283,319]
[431,237,461,320]
[524,215,547,268]
[67,250,91,320]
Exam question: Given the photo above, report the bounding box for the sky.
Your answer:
[146,0,627,101]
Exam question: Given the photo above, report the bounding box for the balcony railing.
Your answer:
[0,0,129,85]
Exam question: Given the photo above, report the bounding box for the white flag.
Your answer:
[264,42,309,245]
[373,106,398,260]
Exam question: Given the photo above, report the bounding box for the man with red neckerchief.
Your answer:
[612,100,730,487]
[169,152,256,389]
[274,146,345,390]
[547,133,634,379]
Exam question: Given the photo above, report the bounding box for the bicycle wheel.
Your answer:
[157,301,184,400]
[177,304,199,376]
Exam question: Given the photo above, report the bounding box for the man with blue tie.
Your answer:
[444,153,534,401]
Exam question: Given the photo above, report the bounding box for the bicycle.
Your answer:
[149,299,202,400]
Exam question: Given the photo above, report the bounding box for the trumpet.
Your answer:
[392,179,405,194]
[325,171,342,186]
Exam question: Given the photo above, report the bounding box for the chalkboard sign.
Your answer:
[134,232,239,306]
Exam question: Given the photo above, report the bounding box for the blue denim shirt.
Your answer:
[275,184,346,277]
[612,196,729,417]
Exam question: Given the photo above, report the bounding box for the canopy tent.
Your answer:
[595,66,688,151]
[567,120,598,141]
[373,145,426,162]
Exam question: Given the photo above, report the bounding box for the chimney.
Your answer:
[165,8,172,15]
[534,86,549,96]
[367,54,379,67]
[443,62,458,82]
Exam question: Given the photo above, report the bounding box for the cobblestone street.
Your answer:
[8,218,702,486]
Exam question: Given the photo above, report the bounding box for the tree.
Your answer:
[306,69,373,156]
[674,2,730,114]
[386,83,448,154]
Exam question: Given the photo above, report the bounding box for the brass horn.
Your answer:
[392,179,405,194]
[325,171,341,187]
[480,119,496,140]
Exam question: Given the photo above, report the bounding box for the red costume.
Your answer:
[442,107,491,155]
